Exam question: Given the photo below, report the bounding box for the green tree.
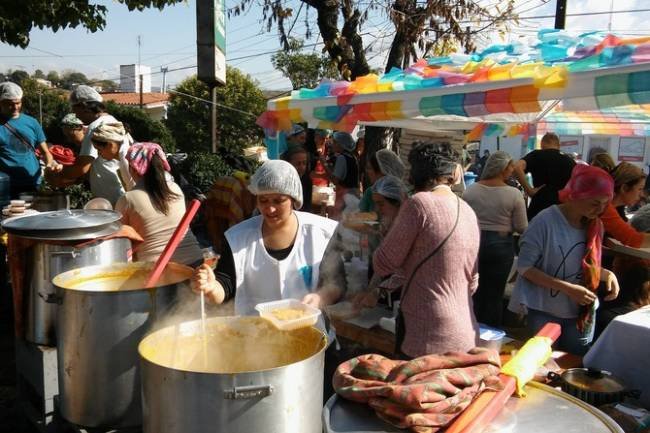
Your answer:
[19,78,72,142]
[166,67,266,154]
[0,0,186,48]
[60,71,89,90]
[33,69,45,79]
[271,37,339,89]
[94,79,119,92]
[104,101,176,152]
[46,71,60,86]
[9,69,29,85]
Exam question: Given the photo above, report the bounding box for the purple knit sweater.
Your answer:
[374,190,481,358]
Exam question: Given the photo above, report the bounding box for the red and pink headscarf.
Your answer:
[559,164,615,334]
[558,164,614,203]
[126,142,171,176]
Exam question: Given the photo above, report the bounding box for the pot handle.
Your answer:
[39,291,62,305]
[223,385,273,400]
[547,371,562,382]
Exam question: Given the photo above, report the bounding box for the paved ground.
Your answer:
[0,259,40,433]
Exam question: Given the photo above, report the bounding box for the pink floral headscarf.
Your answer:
[126,142,171,176]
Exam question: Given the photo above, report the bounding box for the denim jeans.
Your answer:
[473,231,514,327]
[526,308,594,355]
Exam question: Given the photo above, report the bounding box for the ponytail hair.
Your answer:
[143,153,180,215]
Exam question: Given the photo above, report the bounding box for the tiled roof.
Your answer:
[100,92,169,106]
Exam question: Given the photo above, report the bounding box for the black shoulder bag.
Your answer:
[2,120,37,153]
[395,194,461,356]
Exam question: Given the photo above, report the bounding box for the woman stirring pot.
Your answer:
[192,159,343,315]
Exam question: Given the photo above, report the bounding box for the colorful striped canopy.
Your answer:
[258,30,650,136]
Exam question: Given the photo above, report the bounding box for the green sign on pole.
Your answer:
[215,0,226,54]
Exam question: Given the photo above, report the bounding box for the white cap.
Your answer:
[70,85,103,104]
[0,82,23,101]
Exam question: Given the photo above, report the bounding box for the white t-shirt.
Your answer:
[80,114,134,206]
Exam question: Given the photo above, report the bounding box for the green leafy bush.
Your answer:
[105,101,176,152]
[178,152,232,193]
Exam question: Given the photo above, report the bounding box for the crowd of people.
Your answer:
[2,78,649,362]
[193,129,650,362]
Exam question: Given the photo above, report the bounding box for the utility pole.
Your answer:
[139,75,144,109]
[161,67,168,93]
[137,35,144,109]
[211,85,218,153]
[554,0,567,30]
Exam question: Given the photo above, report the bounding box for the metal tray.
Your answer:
[323,381,623,433]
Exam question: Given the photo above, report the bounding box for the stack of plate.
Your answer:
[2,198,38,220]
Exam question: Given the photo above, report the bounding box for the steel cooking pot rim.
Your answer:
[52,261,193,293]
[1,209,122,231]
[138,316,328,375]
[550,368,628,394]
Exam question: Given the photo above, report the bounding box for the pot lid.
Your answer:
[2,209,121,232]
[562,368,626,393]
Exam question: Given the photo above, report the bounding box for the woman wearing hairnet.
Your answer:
[354,175,408,308]
[359,149,406,212]
[192,159,344,317]
[463,151,528,327]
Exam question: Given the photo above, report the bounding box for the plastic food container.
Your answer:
[255,299,321,331]
[478,324,506,352]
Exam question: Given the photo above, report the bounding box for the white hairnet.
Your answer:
[480,150,513,180]
[373,175,406,203]
[70,85,103,104]
[0,82,23,101]
[333,132,356,152]
[631,204,650,233]
[248,160,304,209]
[376,149,406,179]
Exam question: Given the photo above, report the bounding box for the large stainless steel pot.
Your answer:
[139,316,327,433]
[2,209,128,346]
[53,262,193,429]
[25,238,131,345]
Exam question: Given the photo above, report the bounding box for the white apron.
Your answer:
[225,211,338,319]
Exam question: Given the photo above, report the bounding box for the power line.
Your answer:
[167,89,259,118]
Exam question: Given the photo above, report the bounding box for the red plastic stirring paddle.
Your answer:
[145,199,202,288]
[445,322,562,433]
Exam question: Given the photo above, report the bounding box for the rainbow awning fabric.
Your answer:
[538,104,650,136]
[258,30,650,135]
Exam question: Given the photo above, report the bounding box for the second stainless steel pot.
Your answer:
[53,262,193,429]
[25,238,131,345]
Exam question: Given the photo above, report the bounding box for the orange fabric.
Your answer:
[601,204,644,248]
[577,218,604,334]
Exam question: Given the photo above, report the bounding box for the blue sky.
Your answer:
[0,0,648,90]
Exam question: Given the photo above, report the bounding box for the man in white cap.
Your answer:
[46,85,133,205]
[0,81,57,197]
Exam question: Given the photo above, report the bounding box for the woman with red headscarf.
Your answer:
[509,165,620,355]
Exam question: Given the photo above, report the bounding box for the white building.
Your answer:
[119,64,151,93]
